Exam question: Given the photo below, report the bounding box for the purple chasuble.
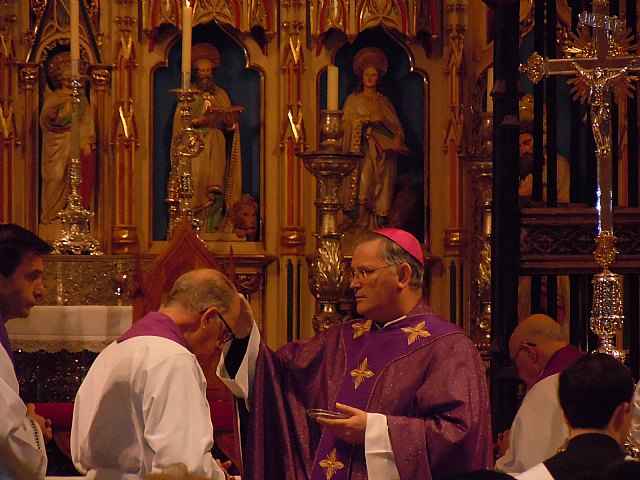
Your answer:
[0,313,15,367]
[117,311,188,349]
[536,344,583,384]
[241,299,493,480]
[310,312,458,480]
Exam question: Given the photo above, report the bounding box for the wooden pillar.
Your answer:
[18,63,40,230]
[484,0,521,433]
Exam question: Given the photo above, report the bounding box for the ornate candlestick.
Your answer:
[590,231,625,359]
[53,61,102,255]
[468,160,494,350]
[318,109,344,151]
[297,110,361,331]
[166,88,204,238]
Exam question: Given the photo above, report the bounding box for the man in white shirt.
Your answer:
[629,382,640,449]
[495,314,582,473]
[72,269,236,479]
[0,223,53,479]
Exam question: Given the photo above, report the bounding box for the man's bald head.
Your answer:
[162,269,237,317]
[509,314,568,389]
[510,314,565,347]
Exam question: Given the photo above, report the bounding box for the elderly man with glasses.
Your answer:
[495,314,582,474]
[72,269,238,479]
[218,228,493,480]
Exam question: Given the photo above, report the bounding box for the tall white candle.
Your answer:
[70,0,80,75]
[486,67,493,112]
[327,65,338,111]
[181,4,193,89]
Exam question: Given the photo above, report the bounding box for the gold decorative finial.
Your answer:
[594,230,618,270]
[519,53,545,84]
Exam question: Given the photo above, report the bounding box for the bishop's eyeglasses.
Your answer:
[349,264,393,281]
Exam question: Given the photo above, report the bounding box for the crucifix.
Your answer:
[519,0,639,359]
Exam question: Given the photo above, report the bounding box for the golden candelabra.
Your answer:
[166,88,204,238]
[297,110,361,331]
[53,59,102,255]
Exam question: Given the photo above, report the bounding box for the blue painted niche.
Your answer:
[152,22,261,241]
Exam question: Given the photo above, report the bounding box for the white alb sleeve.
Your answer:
[364,413,400,480]
[217,322,260,411]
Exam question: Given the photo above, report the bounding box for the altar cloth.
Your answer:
[7,305,132,352]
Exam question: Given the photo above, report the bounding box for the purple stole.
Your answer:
[537,344,583,384]
[310,312,457,480]
[117,311,188,349]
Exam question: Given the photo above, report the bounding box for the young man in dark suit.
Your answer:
[515,353,635,479]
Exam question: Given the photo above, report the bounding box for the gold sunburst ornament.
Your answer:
[350,358,374,389]
[401,321,431,345]
[351,319,372,339]
[563,24,638,107]
[563,23,635,59]
[319,448,345,479]
[566,64,638,107]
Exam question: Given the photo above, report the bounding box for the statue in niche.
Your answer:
[230,193,258,241]
[517,94,570,205]
[40,51,96,225]
[517,94,571,332]
[174,43,244,234]
[341,47,409,232]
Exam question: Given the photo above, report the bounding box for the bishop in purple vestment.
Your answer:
[219,229,493,480]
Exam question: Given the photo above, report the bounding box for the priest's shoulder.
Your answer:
[417,311,464,334]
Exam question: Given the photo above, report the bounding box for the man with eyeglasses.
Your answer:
[218,228,493,479]
[72,269,238,479]
[495,314,582,474]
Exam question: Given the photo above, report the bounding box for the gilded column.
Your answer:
[90,65,112,250]
[110,6,139,254]
[279,0,306,254]
[443,0,468,327]
[18,63,40,230]
[0,8,18,223]
[278,0,307,340]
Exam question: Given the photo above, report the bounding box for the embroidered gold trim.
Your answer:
[352,319,372,339]
[319,448,345,479]
[350,357,374,389]
[401,321,431,345]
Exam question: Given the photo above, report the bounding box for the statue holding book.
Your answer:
[174,43,244,233]
[342,47,408,231]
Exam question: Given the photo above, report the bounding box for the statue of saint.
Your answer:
[342,47,408,231]
[39,51,96,224]
[174,43,243,233]
[517,94,571,330]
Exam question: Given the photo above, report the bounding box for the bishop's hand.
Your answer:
[315,403,367,445]
[232,293,255,339]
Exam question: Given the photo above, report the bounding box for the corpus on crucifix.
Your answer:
[519,0,639,358]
